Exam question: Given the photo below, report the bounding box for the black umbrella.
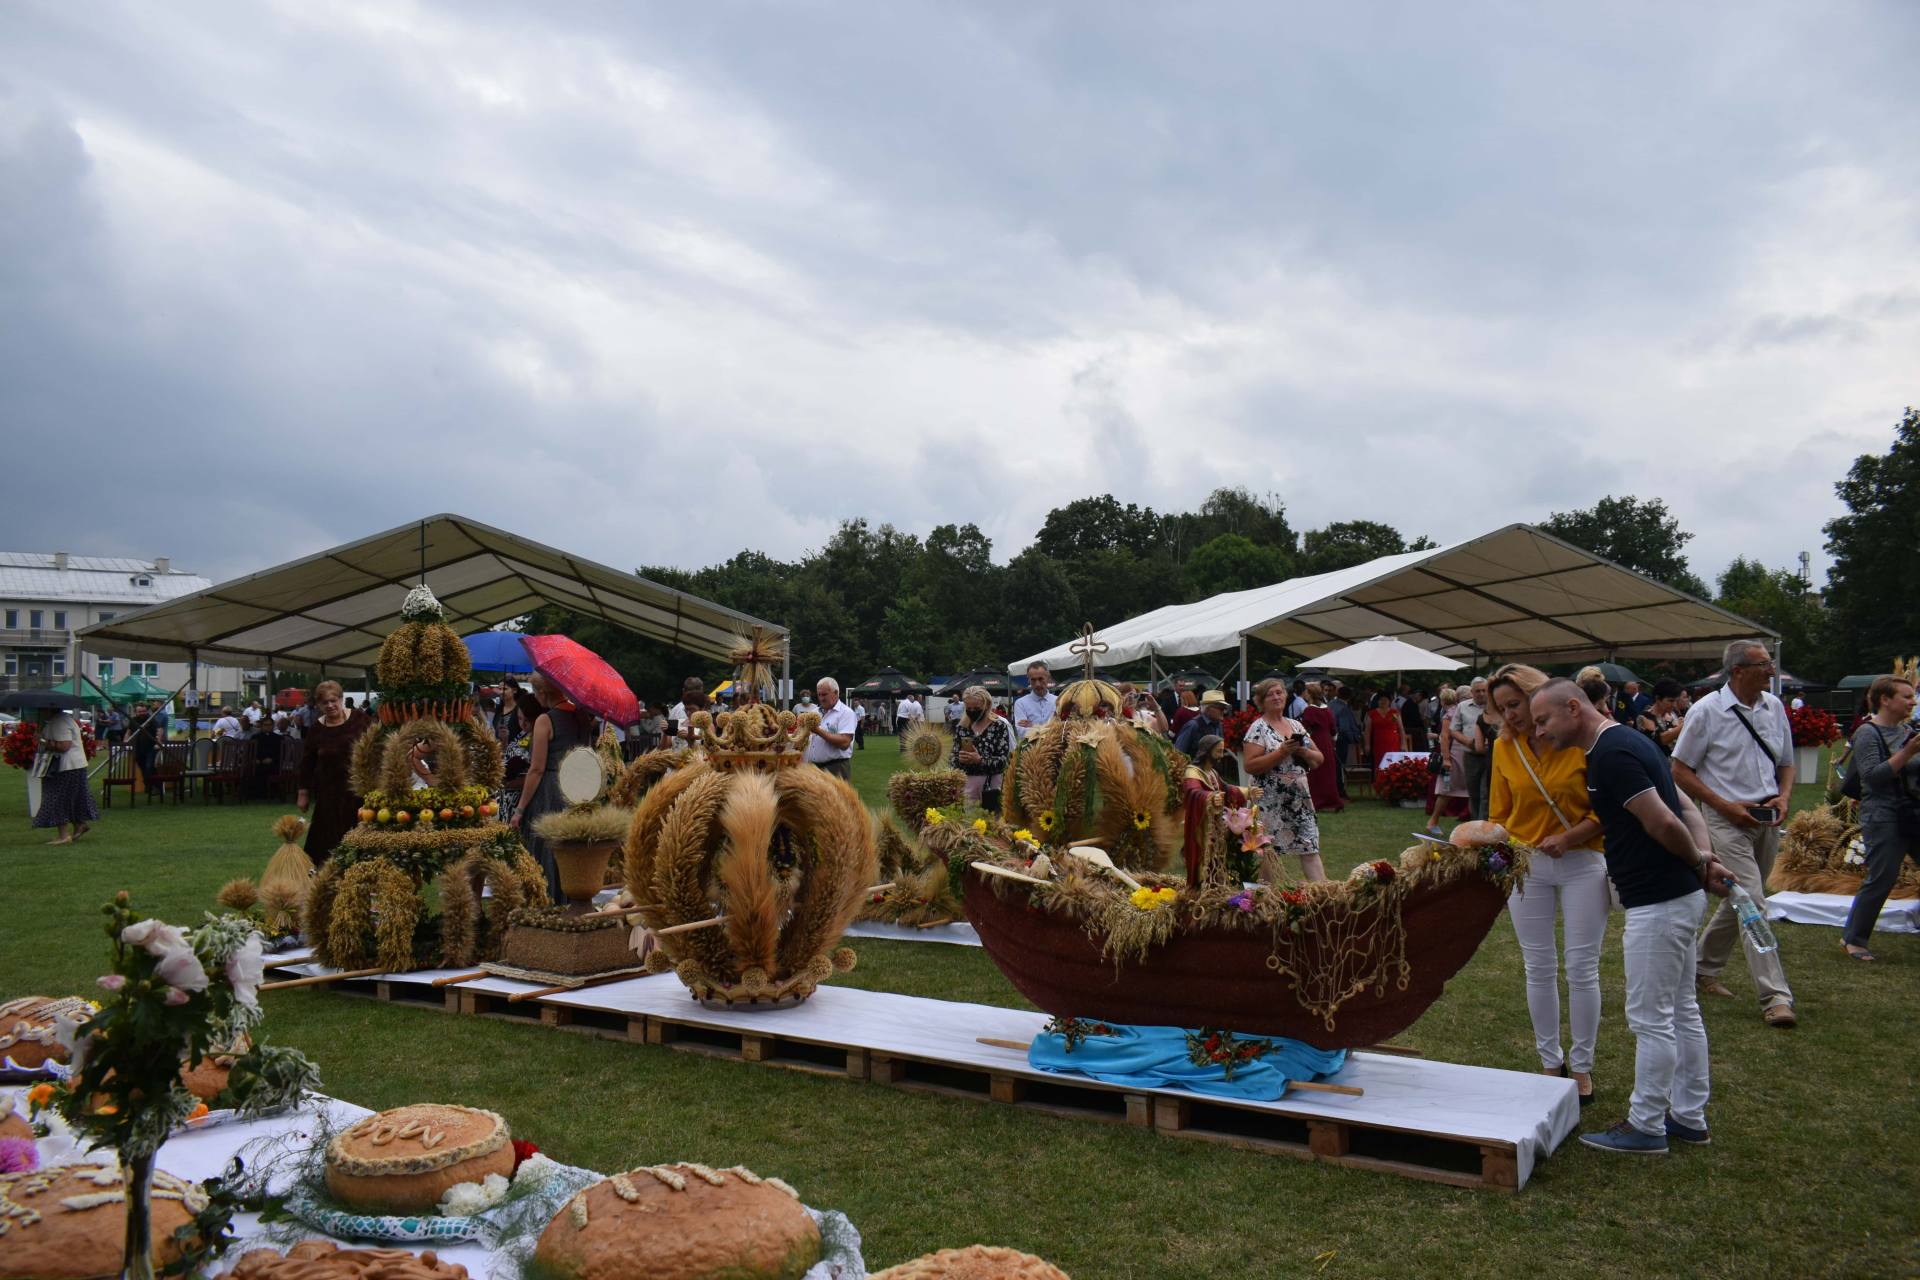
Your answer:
[849,666,933,697]
[1590,661,1642,685]
[1155,668,1219,692]
[935,668,1016,698]
[0,690,88,712]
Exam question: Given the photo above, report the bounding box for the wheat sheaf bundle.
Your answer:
[718,773,781,975]
[258,814,315,928]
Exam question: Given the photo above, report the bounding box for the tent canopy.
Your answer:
[1307,636,1465,675]
[1014,524,1775,673]
[76,514,785,673]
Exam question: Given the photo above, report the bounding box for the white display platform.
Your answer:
[1767,890,1919,934]
[844,921,981,946]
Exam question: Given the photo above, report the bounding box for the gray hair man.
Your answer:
[1532,677,1732,1154]
[803,677,858,781]
[1670,640,1797,1027]
[1452,676,1494,820]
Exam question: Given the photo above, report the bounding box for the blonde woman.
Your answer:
[1487,662,1608,1106]
[1242,677,1327,881]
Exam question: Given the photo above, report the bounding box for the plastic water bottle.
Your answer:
[1728,884,1778,955]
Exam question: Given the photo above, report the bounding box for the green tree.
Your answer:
[1182,533,1289,599]
[1540,495,1709,596]
[877,593,944,675]
[1299,520,1432,577]
[1714,557,1834,682]
[1171,488,1297,569]
[996,549,1083,661]
[1032,496,1166,560]
[1824,407,1920,676]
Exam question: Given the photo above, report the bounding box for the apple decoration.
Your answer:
[459,805,475,819]
[439,807,455,821]
[376,808,392,824]
[358,808,375,822]
[396,810,412,824]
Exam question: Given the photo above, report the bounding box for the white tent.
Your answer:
[1013,524,1777,680]
[1305,636,1466,674]
[76,513,786,678]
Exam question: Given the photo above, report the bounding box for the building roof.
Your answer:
[1013,523,1776,672]
[0,552,210,606]
[75,513,785,671]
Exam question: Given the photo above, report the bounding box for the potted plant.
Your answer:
[531,742,635,908]
[1786,704,1841,783]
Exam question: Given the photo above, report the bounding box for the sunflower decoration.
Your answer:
[1131,809,1153,831]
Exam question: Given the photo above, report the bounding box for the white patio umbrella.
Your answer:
[1306,636,1465,674]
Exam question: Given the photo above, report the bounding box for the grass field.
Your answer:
[2,743,1914,1278]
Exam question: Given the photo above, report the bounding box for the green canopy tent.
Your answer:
[44,678,107,707]
[106,674,172,703]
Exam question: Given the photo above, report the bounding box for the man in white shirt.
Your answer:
[1012,663,1057,741]
[1452,678,1491,820]
[244,700,263,725]
[213,707,245,740]
[1670,640,1797,1027]
[895,694,924,753]
[804,677,858,779]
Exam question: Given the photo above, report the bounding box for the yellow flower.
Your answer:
[924,807,945,825]
[972,818,988,833]
[1036,810,1057,832]
[1129,886,1179,911]
[1013,829,1035,843]
[1131,809,1151,831]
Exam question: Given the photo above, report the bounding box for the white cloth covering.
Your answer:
[1766,890,1920,934]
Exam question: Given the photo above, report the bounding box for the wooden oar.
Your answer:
[506,968,650,1004]
[970,861,1048,886]
[1066,847,1142,891]
[261,953,314,971]
[973,1036,1363,1096]
[430,971,490,987]
[260,967,383,992]
[915,917,955,929]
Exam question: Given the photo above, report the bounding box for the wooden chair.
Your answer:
[149,742,188,804]
[99,745,140,808]
[272,736,305,803]
[186,737,249,804]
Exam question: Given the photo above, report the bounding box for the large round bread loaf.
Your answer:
[533,1163,820,1280]
[323,1104,513,1215]
[0,997,93,1072]
[0,1164,204,1280]
[873,1245,1072,1279]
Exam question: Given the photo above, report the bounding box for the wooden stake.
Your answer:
[261,953,313,971]
[655,914,726,936]
[970,861,1048,886]
[430,971,490,987]
[260,966,384,991]
[976,1037,1031,1052]
[914,917,955,929]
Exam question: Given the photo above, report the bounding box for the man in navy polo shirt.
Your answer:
[1533,677,1733,1156]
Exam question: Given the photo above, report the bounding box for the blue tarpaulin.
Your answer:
[1028,1020,1348,1101]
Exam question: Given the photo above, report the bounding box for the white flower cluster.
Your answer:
[435,1152,559,1217]
[1843,837,1867,868]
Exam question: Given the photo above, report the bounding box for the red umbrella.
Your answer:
[522,635,641,727]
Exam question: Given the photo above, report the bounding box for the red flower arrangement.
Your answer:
[2,722,35,771]
[1220,706,1259,753]
[1786,704,1841,747]
[511,1138,541,1171]
[1375,756,1431,803]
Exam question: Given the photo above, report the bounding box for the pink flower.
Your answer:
[1222,808,1252,834]
[0,1137,36,1173]
[163,986,191,1006]
[96,974,126,992]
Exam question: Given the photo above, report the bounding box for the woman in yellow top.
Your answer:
[1487,662,1607,1106]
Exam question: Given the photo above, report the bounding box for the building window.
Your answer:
[51,655,66,676]
[99,660,115,682]
[132,575,153,587]
[3,610,15,629]
[99,612,116,623]
[3,655,14,676]
[29,610,42,629]
[134,662,160,678]
[53,611,66,630]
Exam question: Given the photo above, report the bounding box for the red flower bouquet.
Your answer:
[2,722,35,770]
[1375,757,1431,804]
[1786,704,1840,747]
[1220,706,1259,753]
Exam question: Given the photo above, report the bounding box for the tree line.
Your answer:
[531,409,1918,700]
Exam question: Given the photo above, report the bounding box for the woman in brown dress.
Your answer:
[296,679,373,864]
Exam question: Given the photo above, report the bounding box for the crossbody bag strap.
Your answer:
[1512,739,1575,833]
[1729,703,1784,775]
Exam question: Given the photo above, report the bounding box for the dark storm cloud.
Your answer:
[0,1,1915,587]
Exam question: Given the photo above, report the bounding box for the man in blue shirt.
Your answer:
[1011,663,1057,742]
[1534,677,1733,1156]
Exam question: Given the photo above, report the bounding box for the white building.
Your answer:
[0,551,248,706]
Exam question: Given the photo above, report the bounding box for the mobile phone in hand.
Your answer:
[1744,804,1779,826]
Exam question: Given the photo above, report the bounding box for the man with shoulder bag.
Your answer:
[1670,641,1797,1027]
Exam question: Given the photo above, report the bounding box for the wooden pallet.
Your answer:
[306,971,1542,1190]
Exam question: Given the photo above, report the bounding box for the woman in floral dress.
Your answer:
[1241,678,1327,882]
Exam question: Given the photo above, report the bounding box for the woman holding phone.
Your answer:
[950,685,1012,812]
[1242,677,1326,882]
[1486,662,1607,1105]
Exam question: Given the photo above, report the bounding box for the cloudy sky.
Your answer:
[2,2,1914,589]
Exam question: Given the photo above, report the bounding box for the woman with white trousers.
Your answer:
[1487,662,1610,1106]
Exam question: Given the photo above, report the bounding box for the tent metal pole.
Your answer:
[1238,636,1250,704]
[781,639,791,709]
[187,648,198,757]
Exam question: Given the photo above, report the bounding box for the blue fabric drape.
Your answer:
[1028,1021,1348,1101]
